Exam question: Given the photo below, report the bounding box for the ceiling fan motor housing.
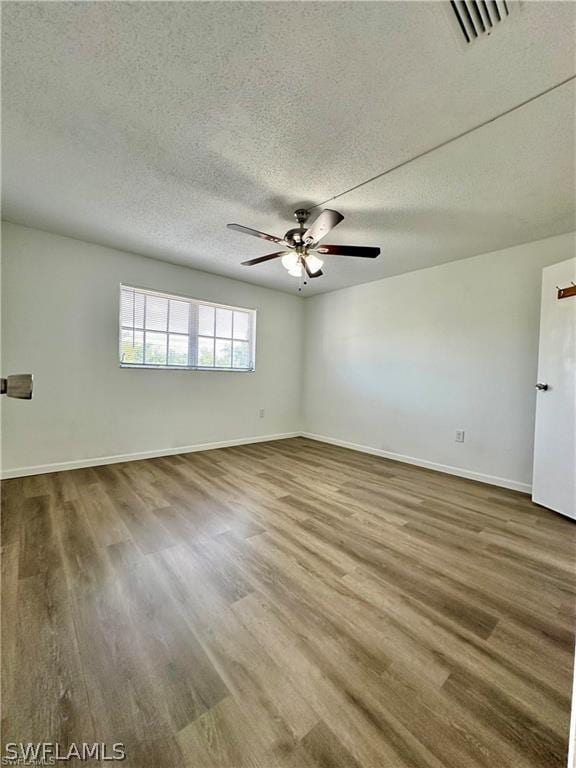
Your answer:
[284,227,307,249]
[285,209,312,249]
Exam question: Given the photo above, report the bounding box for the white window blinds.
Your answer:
[120,285,256,371]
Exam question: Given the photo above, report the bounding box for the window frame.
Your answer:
[118,284,257,372]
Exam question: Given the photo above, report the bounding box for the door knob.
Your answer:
[535,382,549,391]
[0,373,33,399]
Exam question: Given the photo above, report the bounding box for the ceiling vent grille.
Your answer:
[449,1,514,44]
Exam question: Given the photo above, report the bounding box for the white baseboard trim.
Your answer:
[301,432,532,494]
[0,432,300,479]
[1,430,532,493]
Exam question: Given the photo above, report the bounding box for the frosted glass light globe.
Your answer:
[281,252,299,270]
[305,254,324,274]
[288,264,303,278]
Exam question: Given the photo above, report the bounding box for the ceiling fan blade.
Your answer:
[303,261,323,279]
[227,223,285,244]
[303,209,344,245]
[315,244,380,258]
[241,251,287,266]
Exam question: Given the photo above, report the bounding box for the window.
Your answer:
[119,285,256,371]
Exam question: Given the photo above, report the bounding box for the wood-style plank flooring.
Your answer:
[2,437,575,767]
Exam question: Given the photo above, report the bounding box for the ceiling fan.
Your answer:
[227,208,380,286]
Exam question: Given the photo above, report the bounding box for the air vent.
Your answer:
[449,1,514,44]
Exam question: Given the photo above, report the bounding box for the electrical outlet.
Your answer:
[455,430,465,443]
[259,409,265,418]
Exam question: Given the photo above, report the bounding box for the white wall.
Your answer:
[1,223,303,474]
[302,232,576,492]
[3,223,573,489]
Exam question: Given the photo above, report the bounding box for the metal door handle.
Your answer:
[535,382,548,391]
[0,374,33,399]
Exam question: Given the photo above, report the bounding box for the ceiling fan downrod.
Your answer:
[293,208,310,227]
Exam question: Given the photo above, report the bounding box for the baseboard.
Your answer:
[1,430,533,493]
[301,432,532,494]
[0,432,300,479]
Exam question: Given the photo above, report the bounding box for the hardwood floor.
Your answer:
[1,437,575,767]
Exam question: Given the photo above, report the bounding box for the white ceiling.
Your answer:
[2,1,575,295]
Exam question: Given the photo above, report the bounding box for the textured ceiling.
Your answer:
[2,1,575,295]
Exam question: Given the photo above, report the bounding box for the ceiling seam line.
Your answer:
[308,73,576,210]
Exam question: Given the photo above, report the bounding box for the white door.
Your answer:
[532,257,576,519]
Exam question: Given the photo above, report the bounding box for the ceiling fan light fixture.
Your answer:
[228,207,380,286]
[281,252,299,270]
[305,254,324,275]
[288,263,303,278]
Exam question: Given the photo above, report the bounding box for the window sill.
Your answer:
[119,364,255,373]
